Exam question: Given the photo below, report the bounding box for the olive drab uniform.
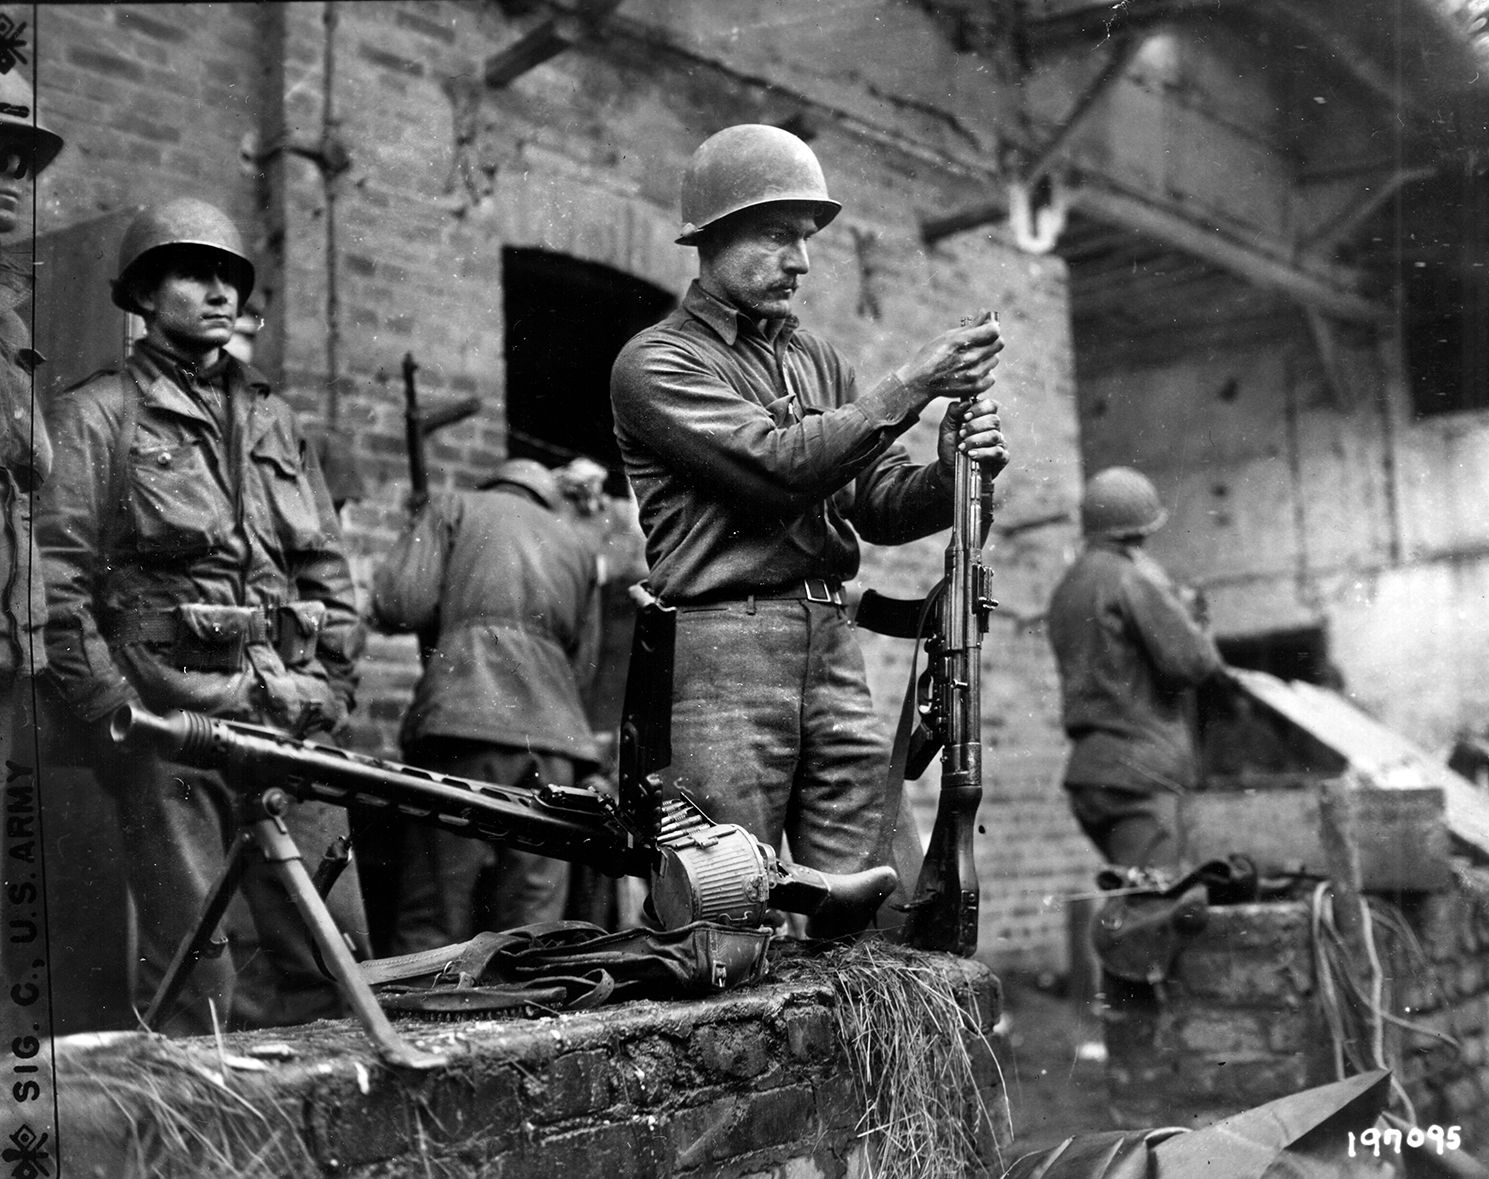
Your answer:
[38,340,367,1033]
[371,467,601,952]
[0,268,50,685]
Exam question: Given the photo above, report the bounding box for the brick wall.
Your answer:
[30,0,1088,970]
[1104,879,1489,1152]
[30,955,1008,1178]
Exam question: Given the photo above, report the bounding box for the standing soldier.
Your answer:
[372,458,602,952]
[0,69,64,1062]
[37,198,367,1033]
[1047,466,1224,871]
[0,69,62,770]
[610,124,1009,937]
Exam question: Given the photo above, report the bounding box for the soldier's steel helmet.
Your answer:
[0,69,64,176]
[1080,467,1169,538]
[479,458,561,510]
[676,124,841,246]
[112,198,256,314]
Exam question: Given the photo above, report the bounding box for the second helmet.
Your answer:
[1080,467,1168,539]
[676,124,841,246]
[479,458,561,510]
[112,198,256,314]
[0,69,64,176]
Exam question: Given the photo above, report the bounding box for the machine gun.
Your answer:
[112,705,896,1068]
[858,316,997,958]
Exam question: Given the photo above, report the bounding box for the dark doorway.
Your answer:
[1198,625,1344,782]
[502,250,674,928]
[1216,626,1337,687]
[502,248,675,493]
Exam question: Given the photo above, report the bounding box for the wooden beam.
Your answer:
[1071,179,1393,323]
[923,34,1142,246]
[484,0,624,89]
[1302,166,1437,250]
[1026,0,1434,116]
[1022,33,1146,186]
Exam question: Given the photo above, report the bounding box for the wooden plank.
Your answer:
[1231,668,1489,863]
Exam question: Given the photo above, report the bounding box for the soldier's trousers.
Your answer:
[387,741,574,956]
[665,598,888,920]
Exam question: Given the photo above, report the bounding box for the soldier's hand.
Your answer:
[938,392,1008,478]
[894,308,1002,409]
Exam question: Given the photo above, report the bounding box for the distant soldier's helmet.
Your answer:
[111,198,256,314]
[479,458,562,510]
[1080,467,1168,538]
[0,69,64,176]
[676,124,841,246]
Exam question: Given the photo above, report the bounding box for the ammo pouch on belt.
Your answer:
[361,920,773,1016]
[273,600,326,667]
[134,601,327,672]
[172,603,258,672]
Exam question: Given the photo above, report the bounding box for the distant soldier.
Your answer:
[0,68,63,770]
[38,198,366,1033]
[372,458,602,951]
[1047,467,1224,870]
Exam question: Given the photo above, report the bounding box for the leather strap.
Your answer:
[672,578,844,609]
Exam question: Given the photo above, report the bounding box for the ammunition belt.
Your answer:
[106,602,324,672]
[109,607,276,648]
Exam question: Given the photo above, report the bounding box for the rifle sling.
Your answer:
[868,579,947,915]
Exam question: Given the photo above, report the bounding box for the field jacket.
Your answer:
[372,488,600,762]
[38,344,362,728]
[0,293,50,676]
[1047,540,1223,795]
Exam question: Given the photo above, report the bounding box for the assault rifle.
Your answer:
[858,318,997,958]
[112,704,896,1067]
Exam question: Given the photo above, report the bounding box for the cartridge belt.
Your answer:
[110,606,274,647]
[106,602,325,671]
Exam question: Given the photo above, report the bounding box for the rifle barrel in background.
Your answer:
[402,350,481,512]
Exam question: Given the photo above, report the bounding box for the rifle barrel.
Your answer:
[111,705,649,877]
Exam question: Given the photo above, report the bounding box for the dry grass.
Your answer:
[779,936,1013,1179]
[67,1036,317,1178]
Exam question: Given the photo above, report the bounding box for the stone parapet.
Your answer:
[17,950,1005,1178]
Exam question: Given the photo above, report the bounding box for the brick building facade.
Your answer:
[26,2,1090,971]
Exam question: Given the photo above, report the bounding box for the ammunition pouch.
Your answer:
[273,600,325,668]
[108,601,325,672]
[172,604,258,671]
